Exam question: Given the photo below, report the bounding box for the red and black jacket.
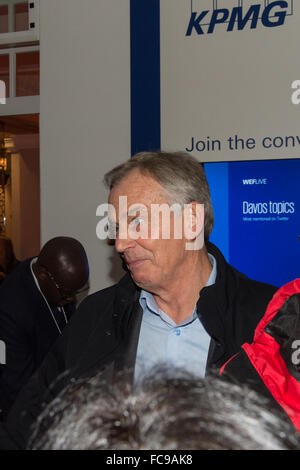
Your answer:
[221,278,300,431]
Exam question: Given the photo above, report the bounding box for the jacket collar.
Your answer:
[197,242,245,364]
[113,272,141,342]
[197,243,229,327]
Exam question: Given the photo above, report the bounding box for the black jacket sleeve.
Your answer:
[0,286,117,450]
[0,307,36,421]
[0,325,71,450]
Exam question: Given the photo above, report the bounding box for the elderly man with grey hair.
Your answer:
[0,151,277,449]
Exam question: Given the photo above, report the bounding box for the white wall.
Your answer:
[11,145,40,260]
[40,0,131,293]
[160,0,300,162]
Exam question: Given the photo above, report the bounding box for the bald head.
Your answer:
[34,237,89,306]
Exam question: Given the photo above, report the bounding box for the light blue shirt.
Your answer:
[134,254,217,385]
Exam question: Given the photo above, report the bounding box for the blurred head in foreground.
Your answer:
[29,368,299,450]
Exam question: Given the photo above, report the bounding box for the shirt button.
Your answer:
[175,329,181,336]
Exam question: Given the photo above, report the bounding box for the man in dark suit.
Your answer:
[0,236,89,420]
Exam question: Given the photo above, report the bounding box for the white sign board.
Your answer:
[160,0,300,161]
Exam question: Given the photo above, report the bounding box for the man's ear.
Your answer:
[183,202,205,251]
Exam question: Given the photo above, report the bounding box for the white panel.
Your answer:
[242,0,264,7]
[217,1,240,9]
[40,0,131,293]
[161,0,300,162]
[191,0,212,11]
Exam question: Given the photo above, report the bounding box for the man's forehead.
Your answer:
[108,170,167,208]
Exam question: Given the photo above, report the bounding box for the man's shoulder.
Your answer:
[77,273,137,315]
[207,243,278,334]
[59,273,139,375]
[225,268,278,343]
[81,282,118,305]
[224,264,278,326]
[207,242,278,300]
[0,259,39,314]
[0,258,31,287]
[232,267,278,301]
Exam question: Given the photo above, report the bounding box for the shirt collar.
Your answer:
[30,257,41,292]
[206,253,217,287]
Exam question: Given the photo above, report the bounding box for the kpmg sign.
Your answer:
[186,0,293,36]
[160,0,299,162]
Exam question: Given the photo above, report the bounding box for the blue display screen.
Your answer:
[204,159,300,287]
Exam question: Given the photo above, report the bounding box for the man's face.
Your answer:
[37,260,89,307]
[108,169,190,292]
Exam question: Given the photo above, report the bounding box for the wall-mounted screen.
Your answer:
[204,159,300,287]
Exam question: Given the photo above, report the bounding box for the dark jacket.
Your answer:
[0,259,75,420]
[0,243,277,449]
[221,278,300,431]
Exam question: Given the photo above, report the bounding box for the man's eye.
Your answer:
[133,217,143,227]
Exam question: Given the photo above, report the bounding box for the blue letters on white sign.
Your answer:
[186,1,289,36]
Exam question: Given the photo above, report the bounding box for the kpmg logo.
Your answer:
[186,1,294,36]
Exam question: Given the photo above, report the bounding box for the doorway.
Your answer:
[0,113,40,261]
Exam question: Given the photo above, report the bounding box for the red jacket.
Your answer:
[221,278,300,431]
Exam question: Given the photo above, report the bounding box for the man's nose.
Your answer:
[115,235,136,254]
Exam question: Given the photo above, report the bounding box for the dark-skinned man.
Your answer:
[0,236,89,420]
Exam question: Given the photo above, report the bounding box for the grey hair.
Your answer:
[29,367,299,450]
[104,151,214,242]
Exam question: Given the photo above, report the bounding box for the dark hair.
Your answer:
[104,151,214,242]
[29,367,299,450]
